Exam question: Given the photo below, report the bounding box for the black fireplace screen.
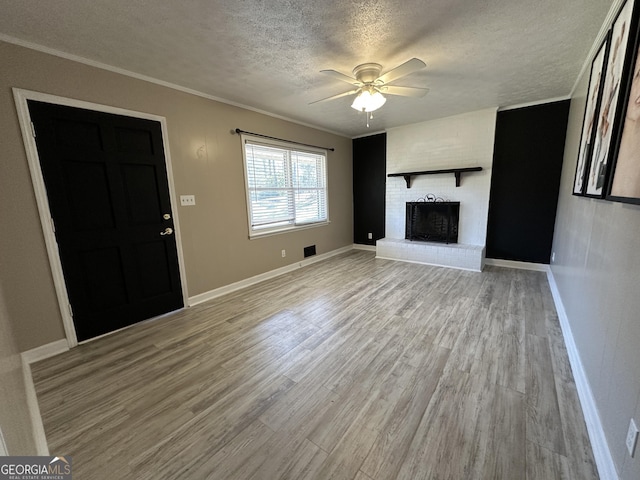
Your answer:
[405,201,460,244]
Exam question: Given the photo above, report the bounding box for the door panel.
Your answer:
[121,164,163,225]
[134,241,173,298]
[78,246,129,310]
[114,126,155,154]
[62,160,116,230]
[28,100,183,341]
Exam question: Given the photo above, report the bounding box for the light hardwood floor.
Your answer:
[31,250,598,479]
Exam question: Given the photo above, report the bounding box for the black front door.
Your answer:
[28,101,184,341]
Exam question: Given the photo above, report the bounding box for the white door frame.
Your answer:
[12,88,189,348]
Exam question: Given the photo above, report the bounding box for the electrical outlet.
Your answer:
[368,232,373,240]
[627,418,639,457]
[281,250,286,258]
[180,195,196,206]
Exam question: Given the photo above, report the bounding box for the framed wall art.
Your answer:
[584,0,636,198]
[608,2,640,203]
[573,34,609,195]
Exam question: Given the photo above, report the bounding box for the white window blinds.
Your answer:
[241,135,328,237]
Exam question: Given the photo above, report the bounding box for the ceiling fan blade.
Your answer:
[379,85,429,98]
[377,58,426,84]
[320,69,361,85]
[309,88,360,104]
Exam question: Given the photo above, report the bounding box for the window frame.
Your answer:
[240,134,330,238]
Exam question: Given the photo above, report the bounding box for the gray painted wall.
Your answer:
[552,52,640,480]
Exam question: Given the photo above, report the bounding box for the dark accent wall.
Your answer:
[353,133,386,245]
[486,100,570,264]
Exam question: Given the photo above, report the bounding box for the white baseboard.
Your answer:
[189,245,354,306]
[0,426,7,455]
[21,361,49,455]
[484,258,550,272]
[546,269,618,480]
[21,339,69,365]
[20,339,69,456]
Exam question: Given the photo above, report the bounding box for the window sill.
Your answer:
[249,220,330,239]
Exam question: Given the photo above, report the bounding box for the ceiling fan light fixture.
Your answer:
[351,89,386,112]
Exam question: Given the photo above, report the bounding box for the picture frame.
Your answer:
[584,0,636,198]
[607,1,640,203]
[573,34,609,196]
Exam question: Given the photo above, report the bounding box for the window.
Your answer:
[241,134,329,237]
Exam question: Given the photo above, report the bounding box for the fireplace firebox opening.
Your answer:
[405,201,460,244]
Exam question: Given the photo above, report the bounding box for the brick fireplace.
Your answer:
[375,108,496,272]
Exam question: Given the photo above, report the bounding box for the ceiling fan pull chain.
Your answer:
[367,111,375,128]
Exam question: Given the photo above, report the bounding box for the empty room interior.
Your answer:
[1,0,640,479]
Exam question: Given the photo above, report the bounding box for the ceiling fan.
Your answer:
[311,58,429,125]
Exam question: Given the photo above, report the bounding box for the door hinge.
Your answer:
[68,304,73,317]
[50,217,56,234]
[30,121,36,138]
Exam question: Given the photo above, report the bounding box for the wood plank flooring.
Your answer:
[31,251,599,479]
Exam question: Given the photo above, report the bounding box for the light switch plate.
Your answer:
[180,195,196,206]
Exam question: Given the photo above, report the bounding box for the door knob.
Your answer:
[160,227,174,236]
[163,213,171,220]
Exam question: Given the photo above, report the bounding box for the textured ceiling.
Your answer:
[0,0,613,137]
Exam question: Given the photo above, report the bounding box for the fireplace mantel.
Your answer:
[388,166,483,188]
